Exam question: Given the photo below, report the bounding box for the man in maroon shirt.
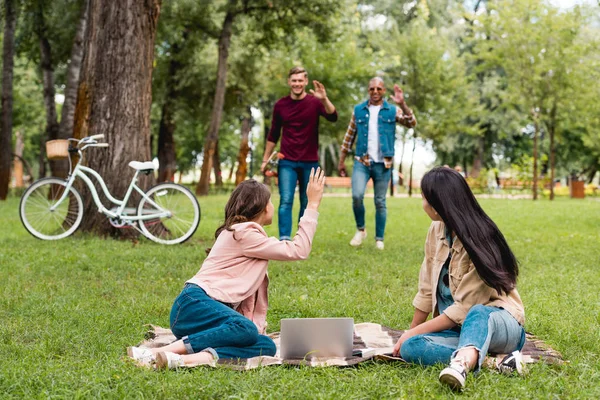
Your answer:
[261,66,337,240]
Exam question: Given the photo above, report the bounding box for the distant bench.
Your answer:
[467,178,531,192]
[325,176,372,192]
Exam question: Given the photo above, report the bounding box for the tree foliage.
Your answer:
[3,0,600,201]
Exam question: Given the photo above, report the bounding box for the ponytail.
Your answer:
[205,180,271,254]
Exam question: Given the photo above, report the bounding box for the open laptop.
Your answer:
[280,318,354,359]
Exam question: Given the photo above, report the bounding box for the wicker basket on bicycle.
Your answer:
[46,140,70,159]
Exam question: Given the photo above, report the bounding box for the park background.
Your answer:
[0,0,599,398]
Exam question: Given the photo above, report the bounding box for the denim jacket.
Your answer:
[412,221,525,326]
[353,100,397,158]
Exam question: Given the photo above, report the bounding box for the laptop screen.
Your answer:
[280,318,354,359]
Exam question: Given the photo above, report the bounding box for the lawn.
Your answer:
[1,193,599,399]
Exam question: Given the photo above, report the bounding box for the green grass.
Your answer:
[1,194,599,399]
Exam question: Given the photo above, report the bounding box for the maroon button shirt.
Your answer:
[268,95,338,162]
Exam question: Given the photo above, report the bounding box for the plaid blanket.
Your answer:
[136,323,564,371]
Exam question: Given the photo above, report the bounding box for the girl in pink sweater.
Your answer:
[128,168,326,369]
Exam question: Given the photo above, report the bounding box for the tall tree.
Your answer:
[195,0,340,195]
[381,3,476,194]
[72,0,161,235]
[151,0,217,183]
[195,0,235,195]
[537,6,591,200]
[156,30,186,182]
[34,0,61,178]
[235,106,252,185]
[0,0,18,200]
[58,0,89,140]
[479,0,549,200]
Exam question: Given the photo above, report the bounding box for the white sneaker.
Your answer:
[350,230,367,246]
[156,351,185,369]
[439,359,468,391]
[375,240,384,250]
[498,350,524,375]
[127,346,155,366]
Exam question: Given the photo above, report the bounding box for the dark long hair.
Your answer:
[421,167,518,294]
[214,179,271,240]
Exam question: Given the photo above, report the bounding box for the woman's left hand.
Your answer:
[392,329,417,357]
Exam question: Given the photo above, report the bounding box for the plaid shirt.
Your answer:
[341,103,416,168]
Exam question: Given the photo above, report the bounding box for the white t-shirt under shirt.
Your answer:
[367,104,382,163]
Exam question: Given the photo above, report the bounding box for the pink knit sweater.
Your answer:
[186,209,319,334]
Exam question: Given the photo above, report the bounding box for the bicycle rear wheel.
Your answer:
[19,177,84,240]
[137,183,200,245]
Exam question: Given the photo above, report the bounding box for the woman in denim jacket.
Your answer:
[392,167,525,391]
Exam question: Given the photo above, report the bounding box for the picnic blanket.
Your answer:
[135,323,564,371]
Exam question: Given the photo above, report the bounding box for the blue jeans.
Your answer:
[401,305,525,370]
[351,161,391,241]
[277,159,319,240]
[169,284,276,359]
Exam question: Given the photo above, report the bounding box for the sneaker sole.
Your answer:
[439,369,465,390]
[126,347,155,368]
[500,350,524,375]
[155,352,168,369]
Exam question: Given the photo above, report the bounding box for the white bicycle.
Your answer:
[19,134,200,245]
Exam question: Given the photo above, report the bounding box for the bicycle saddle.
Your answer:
[128,161,158,171]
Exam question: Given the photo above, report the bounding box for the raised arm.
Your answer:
[390,84,416,128]
[242,168,326,260]
[311,80,337,118]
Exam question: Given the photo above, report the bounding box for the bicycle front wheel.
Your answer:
[137,183,200,245]
[19,177,84,240]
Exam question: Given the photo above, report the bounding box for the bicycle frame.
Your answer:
[49,155,170,222]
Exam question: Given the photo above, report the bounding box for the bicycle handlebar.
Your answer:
[89,134,105,141]
[79,142,109,152]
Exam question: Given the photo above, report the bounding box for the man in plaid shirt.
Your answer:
[338,77,416,250]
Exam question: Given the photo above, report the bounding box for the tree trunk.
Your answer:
[213,140,223,187]
[72,0,161,235]
[157,99,177,182]
[36,4,63,179]
[13,131,24,187]
[59,0,89,140]
[532,108,539,201]
[471,136,484,178]
[548,101,557,201]
[157,30,187,182]
[227,159,235,182]
[196,5,235,195]
[12,153,34,186]
[0,0,17,200]
[328,144,338,169]
[586,160,598,184]
[398,134,406,187]
[235,107,252,186]
[408,131,417,197]
[38,134,47,179]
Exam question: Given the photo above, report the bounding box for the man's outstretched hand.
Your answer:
[310,80,328,101]
[390,84,406,104]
